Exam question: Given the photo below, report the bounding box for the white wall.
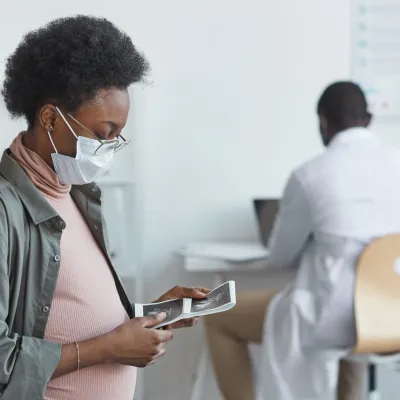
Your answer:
[133,2,351,398]
[1,1,400,399]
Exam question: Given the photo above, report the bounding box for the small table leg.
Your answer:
[368,364,380,400]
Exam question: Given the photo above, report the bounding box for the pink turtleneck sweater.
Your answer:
[10,133,136,400]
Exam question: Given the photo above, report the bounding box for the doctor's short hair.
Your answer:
[317,81,370,129]
[1,15,149,127]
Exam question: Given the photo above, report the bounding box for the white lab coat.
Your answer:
[259,127,400,400]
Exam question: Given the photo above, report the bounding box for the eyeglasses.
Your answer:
[55,107,130,155]
[67,114,130,155]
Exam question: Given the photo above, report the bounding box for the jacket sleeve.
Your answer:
[267,172,313,269]
[0,201,61,399]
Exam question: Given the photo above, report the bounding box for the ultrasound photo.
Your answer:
[142,299,184,325]
[191,282,231,313]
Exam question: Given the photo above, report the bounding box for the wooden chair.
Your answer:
[349,234,400,399]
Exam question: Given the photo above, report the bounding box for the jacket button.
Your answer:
[56,220,66,230]
[42,306,50,313]
[54,255,61,262]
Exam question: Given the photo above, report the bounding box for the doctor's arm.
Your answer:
[267,172,313,269]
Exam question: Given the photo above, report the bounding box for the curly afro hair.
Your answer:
[2,15,150,126]
[317,81,368,128]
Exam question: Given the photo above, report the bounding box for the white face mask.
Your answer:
[49,108,119,185]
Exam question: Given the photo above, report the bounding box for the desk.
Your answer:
[183,256,294,400]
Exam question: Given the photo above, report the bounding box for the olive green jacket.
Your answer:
[0,150,133,399]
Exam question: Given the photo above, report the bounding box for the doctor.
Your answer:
[205,81,400,399]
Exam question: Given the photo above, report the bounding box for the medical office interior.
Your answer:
[1,0,400,399]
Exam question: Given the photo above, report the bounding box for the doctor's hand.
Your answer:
[154,286,211,329]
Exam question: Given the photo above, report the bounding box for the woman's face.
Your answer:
[40,88,130,158]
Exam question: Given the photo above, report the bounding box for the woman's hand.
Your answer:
[53,313,173,379]
[154,286,211,329]
[106,313,173,367]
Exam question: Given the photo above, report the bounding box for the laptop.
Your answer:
[181,199,279,262]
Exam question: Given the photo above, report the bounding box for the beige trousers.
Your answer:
[205,291,365,400]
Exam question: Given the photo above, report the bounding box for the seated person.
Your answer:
[205,81,400,400]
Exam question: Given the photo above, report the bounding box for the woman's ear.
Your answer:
[39,104,58,132]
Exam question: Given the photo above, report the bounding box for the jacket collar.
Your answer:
[0,150,102,225]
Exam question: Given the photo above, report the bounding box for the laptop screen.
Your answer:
[253,199,279,247]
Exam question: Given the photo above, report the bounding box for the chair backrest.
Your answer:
[353,234,400,354]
